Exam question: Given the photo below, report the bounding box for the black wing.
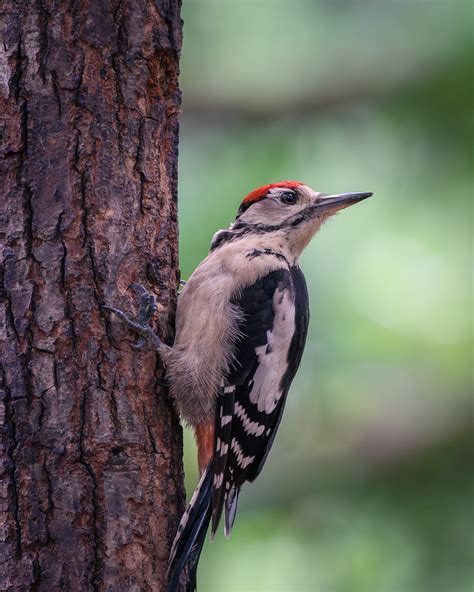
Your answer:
[211,266,309,537]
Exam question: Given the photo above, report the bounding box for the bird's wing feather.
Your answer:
[210,266,309,537]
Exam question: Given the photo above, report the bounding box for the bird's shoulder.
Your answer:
[181,238,294,303]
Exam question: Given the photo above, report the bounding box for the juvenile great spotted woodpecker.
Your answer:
[104,181,373,591]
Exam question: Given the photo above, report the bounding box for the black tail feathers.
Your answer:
[166,465,213,592]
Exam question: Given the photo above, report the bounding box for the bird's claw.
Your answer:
[101,305,136,329]
[101,304,148,347]
[131,336,147,350]
[102,285,164,351]
[129,283,148,296]
[128,283,157,326]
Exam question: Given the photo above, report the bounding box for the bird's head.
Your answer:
[230,181,373,257]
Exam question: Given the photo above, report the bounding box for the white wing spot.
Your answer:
[234,401,265,436]
[221,415,232,426]
[249,287,295,413]
[230,438,255,469]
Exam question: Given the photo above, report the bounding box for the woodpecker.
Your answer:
[104,181,373,591]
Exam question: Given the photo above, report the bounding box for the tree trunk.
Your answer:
[0,1,184,590]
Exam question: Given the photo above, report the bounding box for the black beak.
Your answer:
[313,191,373,215]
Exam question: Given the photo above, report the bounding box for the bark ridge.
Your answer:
[0,1,184,589]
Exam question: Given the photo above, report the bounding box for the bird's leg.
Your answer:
[102,283,170,354]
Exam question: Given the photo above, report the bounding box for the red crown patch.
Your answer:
[242,181,305,205]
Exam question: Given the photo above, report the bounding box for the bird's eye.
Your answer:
[280,192,297,205]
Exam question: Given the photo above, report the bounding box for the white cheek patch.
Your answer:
[249,287,295,413]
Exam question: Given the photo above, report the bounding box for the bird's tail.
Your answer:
[166,464,213,592]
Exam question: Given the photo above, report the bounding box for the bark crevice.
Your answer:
[1,1,185,589]
[78,387,101,592]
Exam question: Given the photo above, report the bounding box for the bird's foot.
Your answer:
[102,284,168,353]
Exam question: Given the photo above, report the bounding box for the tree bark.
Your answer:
[0,1,184,590]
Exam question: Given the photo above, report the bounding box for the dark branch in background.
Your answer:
[181,62,443,123]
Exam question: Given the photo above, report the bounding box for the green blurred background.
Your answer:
[177,2,473,590]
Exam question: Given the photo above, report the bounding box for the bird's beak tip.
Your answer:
[314,191,374,214]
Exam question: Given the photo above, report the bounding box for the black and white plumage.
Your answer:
[211,265,309,536]
[104,182,373,592]
[167,262,309,591]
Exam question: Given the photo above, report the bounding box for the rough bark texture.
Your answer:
[0,1,184,590]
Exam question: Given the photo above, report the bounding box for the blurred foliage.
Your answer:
[176,1,473,590]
